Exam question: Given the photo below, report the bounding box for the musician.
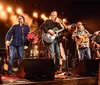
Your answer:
[72,22,91,60]
[5,15,30,75]
[41,11,67,72]
[92,32,100,59]
[65,23,77,68]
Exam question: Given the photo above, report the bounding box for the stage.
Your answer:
[1,75,97,85]
[0,49,99,85]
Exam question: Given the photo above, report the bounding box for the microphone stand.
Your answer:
[63,36,73,76]
[63,37,72,77]
[63,37,69,71]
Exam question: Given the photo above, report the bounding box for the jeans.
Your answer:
[79,47,91,60]
[47,39,60,70]
[8,46,24,72]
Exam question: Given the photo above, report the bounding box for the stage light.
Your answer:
[41,14,48,21]
[0,4,3,10]
[62,18,67,23]
[16,8,23,14]
[7,6,12,13]
[0,11,7,20]
[33,12,38,18]
[0,11,5,16]
[41,14,45,19]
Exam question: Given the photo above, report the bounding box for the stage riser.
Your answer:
[2,77,97,85]
[71,59,99,76]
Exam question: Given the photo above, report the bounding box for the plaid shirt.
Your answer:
[5,24,30,47]
[72,28,90,48]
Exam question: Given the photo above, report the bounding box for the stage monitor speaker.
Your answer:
[71,59,99,76]
[0,58,2,84]
[17,58,55,81]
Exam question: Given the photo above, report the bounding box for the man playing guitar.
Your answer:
[41,11,67,72]
[72,22,91,60]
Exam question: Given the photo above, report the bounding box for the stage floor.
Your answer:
[1,74,98,85]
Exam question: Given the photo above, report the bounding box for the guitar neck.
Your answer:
[57,28,64,33]
[58,18,67,29]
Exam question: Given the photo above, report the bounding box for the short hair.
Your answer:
[77,22,83,26]
[18,15,25,22]
[71,23,76,28]
[50,11,57,16]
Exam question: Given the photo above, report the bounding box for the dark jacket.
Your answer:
[41,19,62,33]
[5,24,30,47]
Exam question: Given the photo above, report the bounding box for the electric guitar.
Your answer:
[42,27,65,43]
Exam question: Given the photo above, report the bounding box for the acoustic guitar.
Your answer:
[4,46,19,72]
[42,27,65,43]
[75,34,90,46]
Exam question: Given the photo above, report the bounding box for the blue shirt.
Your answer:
[5,24,30,47]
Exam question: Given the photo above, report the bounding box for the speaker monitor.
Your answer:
[17,58,55,81]
[71,59,99,76]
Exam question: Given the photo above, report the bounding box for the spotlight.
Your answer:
[62,18,67,23]
[41,14,45,19]
[33,12,38,18]
[7,6,12,13]
[41,14,48,21]
[16,8,23,14]
[0,11,7,20]
[0,4,3,10]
